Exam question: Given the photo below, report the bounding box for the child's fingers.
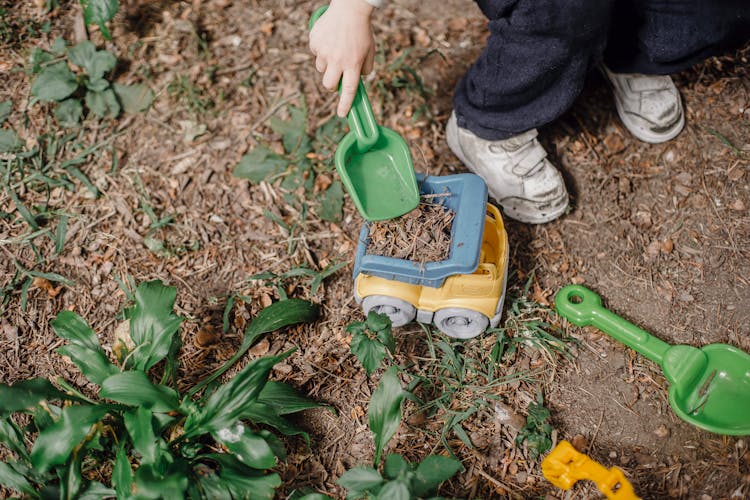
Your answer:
[315,55,327,73]
[322,65,341,90]
[363,47,374,74]
[338,68,359,117]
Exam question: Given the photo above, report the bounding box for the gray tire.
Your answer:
[433,308,489,339]
[362,295,416,327]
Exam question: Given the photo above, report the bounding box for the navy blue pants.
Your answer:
[453,0,750,140]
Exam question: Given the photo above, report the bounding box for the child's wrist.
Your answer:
[330,0,376,17]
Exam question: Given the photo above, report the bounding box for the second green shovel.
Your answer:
[555,284,750,436]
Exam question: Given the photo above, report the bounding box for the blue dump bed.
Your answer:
[352,173,488,288]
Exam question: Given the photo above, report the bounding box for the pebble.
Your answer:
[609,451,617,459]
[571,434,588,451]
[654,424,670,438]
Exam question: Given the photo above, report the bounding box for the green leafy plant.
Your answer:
[347,311,395,375]
[1,129,118,316]
[248,261,347,299]
[407,326,534,455]
[0,280,320,498]
[338,453,461,500]
[30,39,153,126]
[515,393,554,460]
[491,272,574,366]
[233,102,346,222]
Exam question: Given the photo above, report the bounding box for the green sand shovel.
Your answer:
[310,6,420,221]
[555,285,750,436]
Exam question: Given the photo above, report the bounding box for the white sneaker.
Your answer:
[446,112,569,224]
[602,66,684,144]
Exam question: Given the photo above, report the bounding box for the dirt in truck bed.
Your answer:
[365,195,455,263]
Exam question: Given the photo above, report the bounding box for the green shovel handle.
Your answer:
[555,285,671,364]
[309,5,379,152]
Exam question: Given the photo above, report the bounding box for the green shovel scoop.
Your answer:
[555,285,750,436]
[310,6,420,221]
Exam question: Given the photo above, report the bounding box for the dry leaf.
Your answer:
[730,199,746,211]
[31,277,63,297]
[260,21,274,36]
[195,325,220,348]
[604,133,625,154]
[531,282,550,306]
[314,173,333,193]
[249,338,270,357]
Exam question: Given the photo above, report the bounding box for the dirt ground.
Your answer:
[1,0,748,498]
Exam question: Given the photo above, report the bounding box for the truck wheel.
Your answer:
[362,295,416,327]
[434,308,489,339]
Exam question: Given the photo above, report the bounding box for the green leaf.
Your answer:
[68,41,116,80]
[31,62,78,102]
[383,454,408,480]
[0,417,29,460]
[123,407,159,465]
[367,311,392,334]
[133,463,188,499]
[80,0,119,40]
[30,405,108,473]
[51,310,101,351]
[57,344,119,385]
[232,146,288,183]
[0,462,35,496]
[100,371,179,412]
[336,467,383,494]
[0,100,11,126]
[186,351,293,436]
[78,481,116,500]
[413,456,462,496]
[55,215,68,254]
[350,333,386,376]
[66,41,96,71]
[238,402,310,444]
[188,298,317,397]
[369,367,405,464]
[318,180,344,222]
[113,83,154,113]
[51,36,67,55]
[55,98,83,127]
[213,423,276,469]
[0,129,22,153]
[63,454,83,499]
[375,480,409,500]
[113,441,133,499]
[0,378,69,413]
[52,310,118,385]
[269,104,311,155]
[200,454,282,499]
[85,88,120,118]
[257,381,320,415]
[126,280,183,371]
[85,76,110,92]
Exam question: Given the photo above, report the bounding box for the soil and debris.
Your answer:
[0,0,749,498]
[366,195,454,263]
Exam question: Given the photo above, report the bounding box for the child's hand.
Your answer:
[309,0,375,117]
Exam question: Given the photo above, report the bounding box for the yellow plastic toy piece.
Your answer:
[542,441,640,500]
[354,204,509,338]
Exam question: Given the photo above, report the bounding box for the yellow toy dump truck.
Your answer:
[352,173,509,339]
